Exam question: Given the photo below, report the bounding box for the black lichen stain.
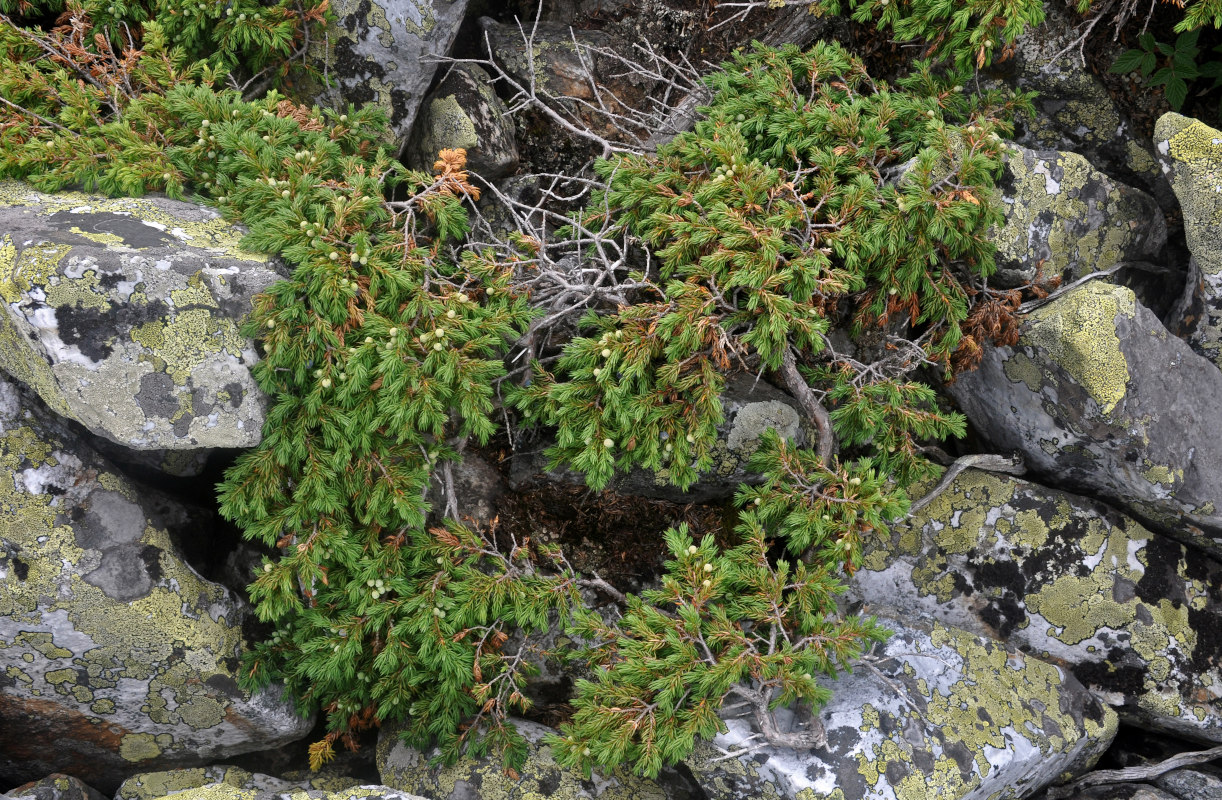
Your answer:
[139,544,163,584]
[12,558,29,581]
[47,211,180,249]
[56,298,170,363]
[1071,653,1148,697]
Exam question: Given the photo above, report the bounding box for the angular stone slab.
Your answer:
[408,64,519,181]
[377,717,703,800]
[684,616,1116,800]
[2,774,107,800]
[116,766,363,800]
[992,144,1166,288]
[304,0,470,149]
[949,280,1222,555]
[0,182,283,450]
[142,788,428,800]
[0,375,310,791]
[851,468,1222,743]
[1155,112,1222,368]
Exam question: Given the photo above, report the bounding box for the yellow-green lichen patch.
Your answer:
[993,148,1159,282]
[146,786,257,800]
[0,181,267,262]
[1022,282,1134,415]
[131,308,245,383]
[1159,114,1222,269]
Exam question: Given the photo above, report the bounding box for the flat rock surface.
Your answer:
[851,468,1222,743]
[684,616,1116,800]
[0,181,282,450]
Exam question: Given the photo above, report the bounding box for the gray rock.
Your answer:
[1,775,106,800]
[1155,113,1222,368]
[426,451,504,528]
[1154,765,1222,800]
[684,616,1116,800]
[998,1,1173,208]
[115,766,364,800]
[408,64,519,181]
[850,468,1222,743]
[0,375,311,792]
[0,182,283,452]
[510,372,810,502]
[948,280,1222,557]
[302,0,469,150]
[138,786,428,800]
[479,17,609,103]
[992,144,1166,288]
[1065,786,1180,800]
[376,717,703,800]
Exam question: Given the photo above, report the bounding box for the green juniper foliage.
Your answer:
[2,3,1031,776]
[515,42,1027,494]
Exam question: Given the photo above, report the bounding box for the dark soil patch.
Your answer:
[494,482,735,593]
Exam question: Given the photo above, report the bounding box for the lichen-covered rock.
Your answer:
[115,765,363,800]
[1153,765,1222,800]
[509,372,809,502]
[1,774,106,800]
[684,616,1117,800]
[991,144,1166,288]
[479,17,609,102]
[850,468,1222,743]
[0,182,283,452]
[376,718,704,800]
[408,64,519,180]
[303,0,469,149]
[948,280,1222,556]
[140,786,428,800]
[1155,112,1222,368]
[0,374,311,791]
[999,2,1172,208]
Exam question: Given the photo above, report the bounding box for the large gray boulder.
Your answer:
[948,280,1222,556]
[851,468,1222,743]
[998,1,1172,208]
[376,717,703,800]
[0,182,282,452]
[407,64,519,181]
[115,766,363,800]
[991,144,1166,288]
[303,0,469,150]
[1155,112,1222,368]
[0,374,310,791]
[683,616,1116,800]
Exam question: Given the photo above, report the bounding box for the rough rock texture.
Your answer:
[426,451,504,528]
[141,787,428,800]
[304,0,469,149]
[948,280,1222,556]
[1,775,106,800]
[377,718,704,800]
[684,616,1116,800]
[998,1,1172,208]
[1154,766,1222,800]
[1069,786,1179,800]
[479,17,609,101]
[1155,112,1222,368]
[510,372,809,502]
[407,64,519,180]
[850,468,1222,743]
[992,144,1166,288]
[115,766,362,800]
[0,374,311,791]
[0,181,283,451]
